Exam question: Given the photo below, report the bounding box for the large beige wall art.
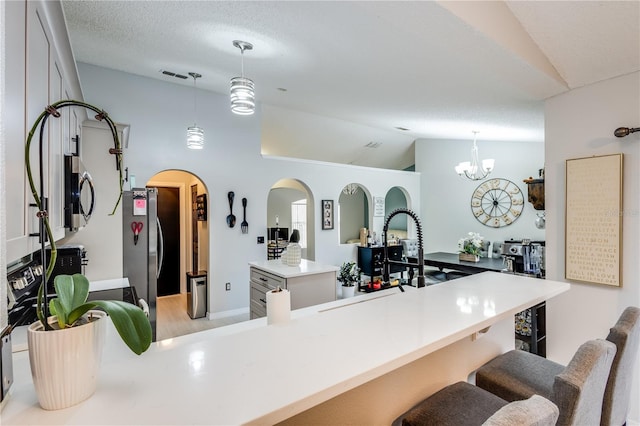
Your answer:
[565,153,623,286]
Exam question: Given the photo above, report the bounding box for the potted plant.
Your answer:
[338,261,360,298]
[458,232,484,262]
[28,274,152,410]
[25,100,151,410]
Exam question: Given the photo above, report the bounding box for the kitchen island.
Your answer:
[2,272,569,425]
[248,259,338,319]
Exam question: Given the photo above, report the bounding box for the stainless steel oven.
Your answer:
[64,154,95,231]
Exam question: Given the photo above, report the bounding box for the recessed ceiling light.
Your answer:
[395,126,410,131]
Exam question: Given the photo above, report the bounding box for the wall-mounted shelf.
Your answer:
[523,177,544,210]
[195,194,207,221]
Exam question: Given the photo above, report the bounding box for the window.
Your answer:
[291,199,307,248]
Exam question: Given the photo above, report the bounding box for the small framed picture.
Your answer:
[322,200,334,230]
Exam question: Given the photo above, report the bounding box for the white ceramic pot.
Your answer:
[342,285,356,298]
[27,310,107,410]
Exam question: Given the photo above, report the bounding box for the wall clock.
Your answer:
[471,178,524,227]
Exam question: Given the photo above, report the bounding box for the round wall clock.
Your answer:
[471,178,524,227]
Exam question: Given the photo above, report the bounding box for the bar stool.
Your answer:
[476,339,617,425]
[392,381,559,426]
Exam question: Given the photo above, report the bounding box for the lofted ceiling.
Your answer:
[61,1,640,170]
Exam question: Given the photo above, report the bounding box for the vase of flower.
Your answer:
[458,232,484,263]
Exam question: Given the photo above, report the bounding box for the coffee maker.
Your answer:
[502,239,545,278]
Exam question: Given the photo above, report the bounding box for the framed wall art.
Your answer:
[565,153,623,286]
[373,196,385,217]
[322,200,334,230]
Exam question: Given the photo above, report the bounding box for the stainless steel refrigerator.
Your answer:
[122,188,162,341]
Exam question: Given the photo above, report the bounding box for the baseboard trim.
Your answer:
[208,307,249,321]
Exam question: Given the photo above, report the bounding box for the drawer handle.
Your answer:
[259,277,268,282]
[259,298,267,304]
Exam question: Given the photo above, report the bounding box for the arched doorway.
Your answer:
[147,170,210,339]
[267,178,315,260]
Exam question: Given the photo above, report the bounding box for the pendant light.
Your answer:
[187,72,204,149]
[454,131,494,181]
[230,40,255,115]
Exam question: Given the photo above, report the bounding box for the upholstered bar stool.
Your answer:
[601,306,640,426]
[476,306,640,426]
[401,239,446,283]
[476,339,617,426]
[392,381,559,426]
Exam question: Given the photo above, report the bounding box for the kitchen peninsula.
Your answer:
[2,272,569,425]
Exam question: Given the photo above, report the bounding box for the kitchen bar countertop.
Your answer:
[249,258,338,278]
[2,272,569,425]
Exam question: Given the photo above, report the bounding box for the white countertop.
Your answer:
[89,277,130,292]
[249,258,338,278]
[2,272,569,425]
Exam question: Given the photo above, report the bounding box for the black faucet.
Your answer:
[382,208,425,289]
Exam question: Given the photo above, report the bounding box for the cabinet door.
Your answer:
[6,0,81,263]
[5,0,28,261]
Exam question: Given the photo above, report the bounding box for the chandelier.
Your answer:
[186,72,204,149]
[230,40,255,115]
[454,131,494,181]
[342,183,359,195]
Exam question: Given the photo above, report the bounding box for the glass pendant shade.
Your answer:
[187,72,204,149]
[231,40,255,116]
[230,76,255,115]
[187,126,204,149]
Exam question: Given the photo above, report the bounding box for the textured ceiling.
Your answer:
[61,1,640,170]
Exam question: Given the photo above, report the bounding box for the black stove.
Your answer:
[6,256,43,327]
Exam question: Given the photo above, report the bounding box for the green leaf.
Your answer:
[87,300,152,355]
[50,299,67,329]
[53,274,89,315]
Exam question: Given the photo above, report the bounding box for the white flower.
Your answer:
[459,232,484,255]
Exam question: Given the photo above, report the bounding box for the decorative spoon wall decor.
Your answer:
[226,191,236,228]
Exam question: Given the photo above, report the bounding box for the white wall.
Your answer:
[416,138,545,253]
[0,0,7,330]
[75,63,421,316]
[545,71,640,423]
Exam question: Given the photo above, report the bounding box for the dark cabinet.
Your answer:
[357,246,404,292]
[515,302,546,357]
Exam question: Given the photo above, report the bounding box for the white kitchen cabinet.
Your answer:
[249,260,337,320]
[5,0,84,263]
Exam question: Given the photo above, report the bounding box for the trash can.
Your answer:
[186,271,207,319]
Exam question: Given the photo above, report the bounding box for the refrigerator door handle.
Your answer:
[156,217,164,279]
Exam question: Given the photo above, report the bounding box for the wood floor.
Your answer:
[156,293,248,341]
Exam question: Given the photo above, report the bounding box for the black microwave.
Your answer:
[64,154,95,231]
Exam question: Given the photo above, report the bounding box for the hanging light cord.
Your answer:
[189,72,201,126]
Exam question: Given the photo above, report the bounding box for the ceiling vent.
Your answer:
[160,70,188,79]
[365,142,382,148]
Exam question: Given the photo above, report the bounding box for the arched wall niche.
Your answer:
[384,185,412,242]
[338,183,371,244]
[267,178,315,260]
